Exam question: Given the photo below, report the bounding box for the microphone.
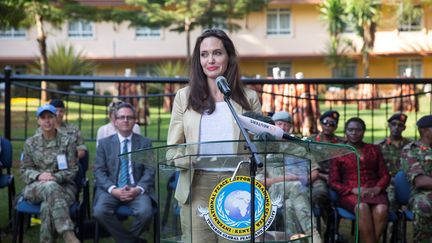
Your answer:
[238,114,302,141]
[216,76,231,96]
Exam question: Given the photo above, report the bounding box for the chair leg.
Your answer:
[11,212,17,243]
[329,209,339,243]
[402,216,407,243]
[13,212,25,243]
[153,210,160,243]
[390,220,398,243]
[94,219,99,243]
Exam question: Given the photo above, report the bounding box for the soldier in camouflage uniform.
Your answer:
[48,99,87,159]
[400,115,432,242]
[21,104,80,243]
[375,113,411,210]
[308,110,343,231]
[254,111,322,242]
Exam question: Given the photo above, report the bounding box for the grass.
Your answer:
[1,95,426,242]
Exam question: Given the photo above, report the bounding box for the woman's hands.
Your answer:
[352,186,381,197]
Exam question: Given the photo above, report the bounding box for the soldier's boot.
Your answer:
[62,230,80,243]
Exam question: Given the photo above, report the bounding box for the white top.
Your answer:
[96,122,141,147]
[199,102,235,156]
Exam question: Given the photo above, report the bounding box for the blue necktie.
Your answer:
[118,139,129,188]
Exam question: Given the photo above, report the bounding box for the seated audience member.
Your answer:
[96,100,141,147]
[308,110,343,230]
[93,102,155,243]
[271,111,293,133]
[251,112,322,242]
[400,115,432,242]
[375,113,411,208]
[309,110,344,143]
[329,117,390,243]
[48,99,87,159]
[21,104,80,243]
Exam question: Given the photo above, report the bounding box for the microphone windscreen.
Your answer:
[216,76,231,96]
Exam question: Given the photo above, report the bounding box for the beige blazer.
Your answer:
[167,86,262,204]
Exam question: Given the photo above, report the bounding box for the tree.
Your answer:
[125,0,268,62]
[319,0,353,77]
[29,43,96,75]
[154,61,187,112]
[346,0,381,77]
[0,0,27,28]
[28,43,97,96]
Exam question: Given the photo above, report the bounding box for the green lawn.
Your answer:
[1,95,425,242]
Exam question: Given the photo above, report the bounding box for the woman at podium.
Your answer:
[167,28,261,242]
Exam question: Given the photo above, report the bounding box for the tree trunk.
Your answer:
[35,13,48,102]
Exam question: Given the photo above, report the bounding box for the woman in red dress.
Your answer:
[329,117,390,243]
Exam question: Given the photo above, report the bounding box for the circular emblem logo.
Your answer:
[201,176,276,241]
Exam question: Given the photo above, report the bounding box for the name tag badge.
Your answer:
[57,154,68,170]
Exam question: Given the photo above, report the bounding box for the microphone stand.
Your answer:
[222,95,262,243]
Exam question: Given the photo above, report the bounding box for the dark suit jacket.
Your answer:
[93,133,155,201]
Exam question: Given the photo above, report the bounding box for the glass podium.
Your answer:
[122,140,360,243]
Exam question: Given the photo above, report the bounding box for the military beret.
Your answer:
[36,104,57,117]
[417,115,432,128]
[387,113,407,124]
[49,99,65,108]
[320,110,340,123]
[272,111,292,123]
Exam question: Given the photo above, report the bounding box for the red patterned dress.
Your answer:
[329,143,390,212]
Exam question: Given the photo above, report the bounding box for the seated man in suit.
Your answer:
[93,102,155,243]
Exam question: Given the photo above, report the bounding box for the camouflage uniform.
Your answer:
[400,141,432,242]
[37,121,87,151]
[21,130,79,243]
[308,133,344,225]
[262,142,319,239]
[375,137,411,210]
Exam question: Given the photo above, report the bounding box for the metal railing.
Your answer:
[2,66,432,144]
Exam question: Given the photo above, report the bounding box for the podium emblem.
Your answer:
[198,176,280,241]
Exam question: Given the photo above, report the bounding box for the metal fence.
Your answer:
[2,66,432,144]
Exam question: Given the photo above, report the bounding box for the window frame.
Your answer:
[397,58,423,78]
[266,8,292,36]
[398,5,422,32]
[68,20,94,39]
[135,26,161,39]
[0,27,26,39]
[332,61,357,78]
[266,61,292,78]
[136,63,158,77]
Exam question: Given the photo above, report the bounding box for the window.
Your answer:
[136,64,158,77]
[0,27,26,39]
[398,5,422,32]
[135,26,161,38]
[68,20,94,38]
[13,65,27,75]
[332,61,357,78]
[398,58,422,77]
[267,9,291,36]
[267,61,291,78]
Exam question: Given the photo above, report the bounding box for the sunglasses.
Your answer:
[390,121,405,128]
[322,120,337,127]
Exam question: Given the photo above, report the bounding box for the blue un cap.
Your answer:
[36,104,57,117]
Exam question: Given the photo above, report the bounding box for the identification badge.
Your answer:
[57,154,68,170]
